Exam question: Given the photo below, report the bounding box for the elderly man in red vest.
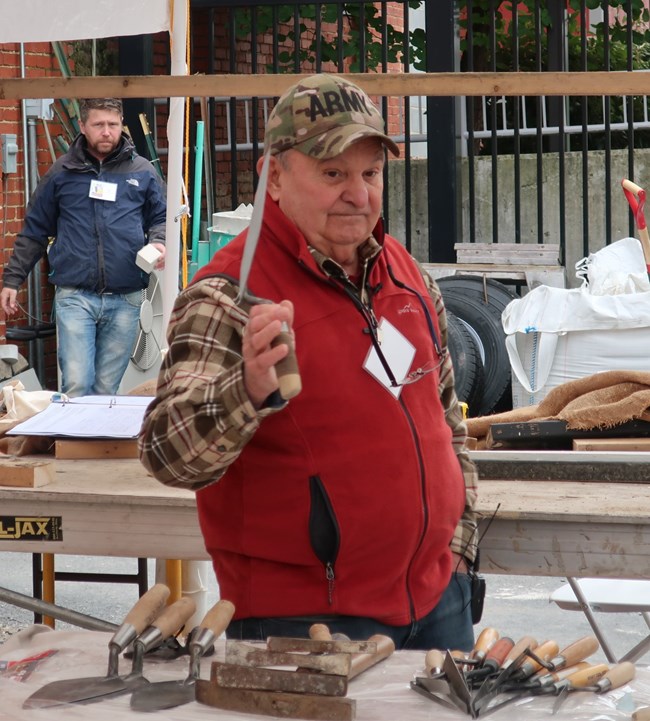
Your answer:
[139,74,479,651]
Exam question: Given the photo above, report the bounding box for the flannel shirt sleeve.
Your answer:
[138,277,285,490]
[422,270,479,566]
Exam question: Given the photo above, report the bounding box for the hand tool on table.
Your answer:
[471,627,499,665]
[471,640,557,714]
[22,583,170,709]
[465,637,514,687]
[480,662,610,718]
[130,598,235,712]
[551,661,636,714]
[622,178,650,278]
[235,151,301,400]
[634,706,650,721]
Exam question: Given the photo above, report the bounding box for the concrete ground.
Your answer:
[1,553,649,665]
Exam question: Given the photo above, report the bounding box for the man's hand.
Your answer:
[242,300,295,408]
[150,242,166,270]
[0,288,18,317]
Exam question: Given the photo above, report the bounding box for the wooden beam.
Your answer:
[1,71,649,101]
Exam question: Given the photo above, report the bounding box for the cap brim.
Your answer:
[293,124,400,160]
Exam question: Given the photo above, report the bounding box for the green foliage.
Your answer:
[233,2,425,73]
[68,40,118,77]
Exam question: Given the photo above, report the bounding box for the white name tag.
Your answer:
[363,317,415,399]
[89,180,118,202]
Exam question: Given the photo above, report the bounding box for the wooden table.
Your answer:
[1,452,650,578]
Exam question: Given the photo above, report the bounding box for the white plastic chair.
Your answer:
[550,577,650,663]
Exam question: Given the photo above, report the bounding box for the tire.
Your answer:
[446,311,485,415]
[437,276,517,415]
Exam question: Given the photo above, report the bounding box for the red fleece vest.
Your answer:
[194,196,465,626]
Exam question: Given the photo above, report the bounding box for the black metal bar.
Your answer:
[466,0,476,245]
[228,7,238,207]
[397,0,409,249]
[626,0,636,238]
[425,0,457,262]
[512,1,521,244]
[603,0,612,245]
[580,0,590,257]
[535,0,543,245]
[489,0,498,244]
[32,553,43,624]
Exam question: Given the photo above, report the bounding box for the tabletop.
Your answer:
[1,626,649,721]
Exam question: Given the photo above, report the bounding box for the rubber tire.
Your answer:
[437,276,517,416]
[446,311,485,416]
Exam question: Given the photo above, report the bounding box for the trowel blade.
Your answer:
[130,679,195,713]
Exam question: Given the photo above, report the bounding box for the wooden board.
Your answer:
[573,438,650,452]
[454,242,561,266]
[196,680,356,721]
[0,459,54,487]
[54,439,138,459]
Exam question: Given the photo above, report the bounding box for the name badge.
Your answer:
[89,180,118,202]
[363,317,415,399]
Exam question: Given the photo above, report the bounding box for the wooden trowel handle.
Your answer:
[550,635,599,670]
[348,634,395,680]
[271,326,301,400]
[122,583,170,636]
[309,623,333,641]
[199,599,236,636]
[151,596,197,639]
[425,649,445,675]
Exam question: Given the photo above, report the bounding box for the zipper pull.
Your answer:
[325,562,335,605]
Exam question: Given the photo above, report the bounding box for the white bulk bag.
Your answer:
[502,284,650,407]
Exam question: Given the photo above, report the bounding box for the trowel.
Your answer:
[129,598,235,712]
[23,592,195,708]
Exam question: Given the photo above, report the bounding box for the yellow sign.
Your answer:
[0,516,62,541]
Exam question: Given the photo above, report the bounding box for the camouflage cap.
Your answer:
[264,74,400,159]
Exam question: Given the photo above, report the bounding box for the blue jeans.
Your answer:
[226,572,475,651]
[55,287,142,397]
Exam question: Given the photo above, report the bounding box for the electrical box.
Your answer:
[25,99,54,120]
[1,134,19,174]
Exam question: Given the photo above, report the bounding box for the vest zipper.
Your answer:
[325,562,335,604]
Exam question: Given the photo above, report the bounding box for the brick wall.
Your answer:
[0,42,63,388]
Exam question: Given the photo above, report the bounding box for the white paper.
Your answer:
[7,396,154,439]
[363,317,416,399]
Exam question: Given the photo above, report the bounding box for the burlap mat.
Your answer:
[466,369,650,447]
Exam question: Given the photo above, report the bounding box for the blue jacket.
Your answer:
[3,133,166,294]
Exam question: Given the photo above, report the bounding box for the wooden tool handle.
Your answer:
[505,635,537,666]
[152,596,197,638]
[309,623,333,641]
[472,627,499,661]
[633,707,650,721]
[520,639,560,676]
[200,599,235,636]
[121,583,170,635]
[349,634,395,680]
[563,663,609,689]
[425,649,445,675]
[484,638,514,667]
[271,326,301,400]
[551,635,599,669]
[596,661,636,692]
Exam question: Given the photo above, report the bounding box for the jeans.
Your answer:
[226,572,475,651]
[55,287,142,397]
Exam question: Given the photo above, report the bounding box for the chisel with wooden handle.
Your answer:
[547,635,599,671]
[551,662,634,714]
[510,639,560,681]
[471,627,499,664]
[466,637,514,684]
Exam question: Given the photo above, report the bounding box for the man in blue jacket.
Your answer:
[0,98,166,396]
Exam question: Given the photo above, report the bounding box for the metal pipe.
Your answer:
[0,586,118,632]
[26,116,45,383]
